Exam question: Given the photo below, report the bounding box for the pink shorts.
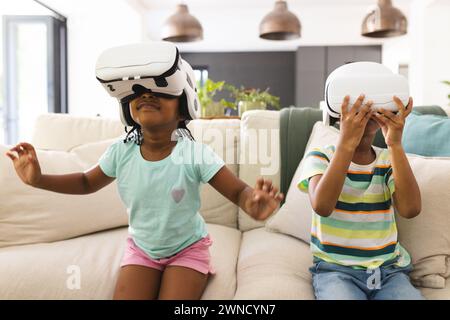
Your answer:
[120,235,215,275]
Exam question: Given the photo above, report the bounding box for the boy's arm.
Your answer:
[308,145,354,217]
[388,144,421,219]
[374,97,421,219]
[308,95,374,217]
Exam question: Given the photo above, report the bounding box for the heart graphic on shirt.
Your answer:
[171,187,185,203]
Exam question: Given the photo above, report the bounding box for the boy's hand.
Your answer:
[338,94,374,151]
[5,142,42,186]
[373,96,413,147]
[245,178,284,221]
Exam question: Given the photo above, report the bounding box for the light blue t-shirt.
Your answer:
[98,137,225,259]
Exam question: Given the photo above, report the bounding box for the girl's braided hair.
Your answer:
[123,92,194,145]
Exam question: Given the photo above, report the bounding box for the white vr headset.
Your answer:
[95,41,200,127]
[324,62,410,123]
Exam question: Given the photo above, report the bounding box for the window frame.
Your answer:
[2,15,68,144]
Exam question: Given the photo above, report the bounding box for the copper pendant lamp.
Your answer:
[162,4,203,42]
[259,0,301,40]
[362,0,407,38]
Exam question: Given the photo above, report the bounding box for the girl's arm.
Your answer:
[6,142,115,195]
[374,97,421,219]
[308,95,374,217]
[208,166,283,221]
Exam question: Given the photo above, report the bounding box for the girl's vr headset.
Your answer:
[324,62,410,123]
[95,41,200,127]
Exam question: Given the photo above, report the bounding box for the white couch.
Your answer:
[1,110,449,300]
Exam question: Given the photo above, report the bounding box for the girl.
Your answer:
[6,70,283,301]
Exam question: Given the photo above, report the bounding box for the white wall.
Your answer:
[383,0,450,107]
[40,0,144,119]
[422,0,450,108]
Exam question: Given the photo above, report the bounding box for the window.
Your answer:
[2,14,67,144]
[194,67,208,87]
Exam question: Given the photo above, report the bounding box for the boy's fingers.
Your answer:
[393,96,405,111]
[377,112,396,126]
[379,108,396,121]
[350,94,365,115]
[341,95,350,116]
[405,97,413,117]
[363,109,374,123]
[373,114,386,127]
[355,101,372,121]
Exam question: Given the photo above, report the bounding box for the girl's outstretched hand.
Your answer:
[5,142,42,186]
[245,178,284,221]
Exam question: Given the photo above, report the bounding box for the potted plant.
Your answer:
[220,84,281,117]
[197,79,226,118]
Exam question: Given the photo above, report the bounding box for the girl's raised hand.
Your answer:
[5,142,42,186]
[245,178,284,221]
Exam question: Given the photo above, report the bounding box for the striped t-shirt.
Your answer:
[298,145,411,269]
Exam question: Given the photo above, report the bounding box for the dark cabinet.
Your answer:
[296,45,381,108]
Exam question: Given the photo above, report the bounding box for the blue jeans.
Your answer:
[310,259,425,300]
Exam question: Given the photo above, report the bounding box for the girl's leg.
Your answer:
[113,265,162,300]
[158,266,209,300]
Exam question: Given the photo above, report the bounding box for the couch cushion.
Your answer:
[266,122,339,244]
[234,228,314,300]
[0,223,241,299]
[32,113,124,152]
[202,223,242,300]
[420,279,450,300]
[403,112,450,157]
[238,110,281,232]
[396,155,450,289]
[188,119,241,228]
[0,227,128,299]
[279,107,323,197]
[0,142,128,248]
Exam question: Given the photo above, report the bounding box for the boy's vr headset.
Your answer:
[324,62,410,123]
[95,41,200,127]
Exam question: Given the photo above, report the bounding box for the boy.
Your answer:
[299,94,424,300]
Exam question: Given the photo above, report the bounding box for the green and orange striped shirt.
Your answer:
[298,145,411,269]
